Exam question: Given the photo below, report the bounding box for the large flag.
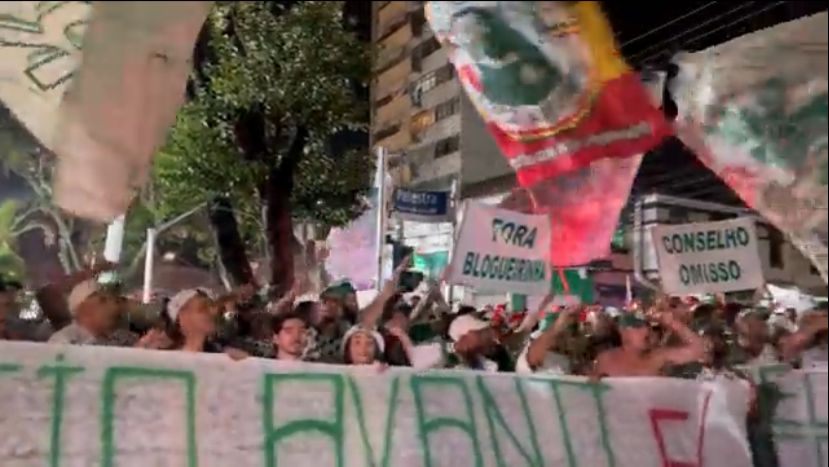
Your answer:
[671,12,828,282]
[0,1,210,222]
[426,1,670,187]
[500,153,643,266]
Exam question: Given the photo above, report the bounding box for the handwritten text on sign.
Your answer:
[449,203,551,295]
[652,217,764,295]
[0,342,755,467]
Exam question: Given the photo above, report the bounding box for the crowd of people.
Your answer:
[1,258,827,382]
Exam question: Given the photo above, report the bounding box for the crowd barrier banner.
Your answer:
[0,341,755,467]
[449,203,551,295]
[743,365,828,467]
[652,217,764,295]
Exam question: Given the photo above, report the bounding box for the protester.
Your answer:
[271,310,309,361]
[0,275,22,340]
[448,313,514,372]
[517,305,576,375]
[593,300,706,377]
[342,325,385,366]
[729,308,781,367]
[780,303,828,369]
[48,279,137,346]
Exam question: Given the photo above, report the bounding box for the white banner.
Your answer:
[448,203,551,295]
[0,341,755,467]
[652,217,764,295]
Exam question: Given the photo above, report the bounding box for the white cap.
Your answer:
[167,288,214,323]
[341,325,385,355]
[68,279,101,316]
[448,314,489,342]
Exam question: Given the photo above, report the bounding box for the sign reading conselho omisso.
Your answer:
[652,217,764,295]
[448,202,551,295]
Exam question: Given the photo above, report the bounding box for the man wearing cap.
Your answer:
[48,279,129,345]
[780,302,828,369]
[448,313,513,372]
[594,304,705,377]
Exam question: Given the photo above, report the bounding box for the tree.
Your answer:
[156,1,371,294]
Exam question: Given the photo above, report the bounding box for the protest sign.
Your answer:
[392,189,451,223]
[0,341,755,467]
[652,217,764,295]
[448,203,551,295]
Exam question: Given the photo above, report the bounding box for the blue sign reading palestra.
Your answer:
[392,188,451,222]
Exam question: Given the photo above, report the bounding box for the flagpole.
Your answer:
[375,146,388,292]
[447,177,459,305]
[98,215,126,284]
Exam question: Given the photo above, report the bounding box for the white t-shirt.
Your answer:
[516,345,570,375]
[47,323,95,345]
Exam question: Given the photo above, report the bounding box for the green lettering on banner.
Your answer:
[0,362,22,375]
[492,218,504,242]
[100,367,197,467]
[538,378,617,467]
[524,227,537,249]
[262,373,345,467]
[411,375,483,467]
[476,376,544,467]
[347,376,401,467]
[736,227,750,247]
[38,355,84,467]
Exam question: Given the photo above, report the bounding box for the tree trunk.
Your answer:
[207,196,255,286]
[265,127,308,296]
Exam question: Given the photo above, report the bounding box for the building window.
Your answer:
[410,8,426,36]
[411,64,454,99]
[769,227,784,268]
[410,110,435,138]
[435,97,459,121]
[434,135,459,158]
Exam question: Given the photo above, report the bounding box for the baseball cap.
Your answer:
[448,314,490,342]
[617,313,648,328]
[67,279,101,316]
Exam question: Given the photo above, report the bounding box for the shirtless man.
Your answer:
[594,307,705,377]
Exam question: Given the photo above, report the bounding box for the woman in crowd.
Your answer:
[341,325,385,366]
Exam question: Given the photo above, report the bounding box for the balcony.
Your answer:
[375,57,411,101]
[375,91,411,127]
[374,122,411,152]
[377,2,409,39]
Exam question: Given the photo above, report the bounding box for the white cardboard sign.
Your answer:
[652,217,764,295]
[448,202,551,295]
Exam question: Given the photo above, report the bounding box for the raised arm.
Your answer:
[525,305,576,370]
[359,256,410,328]
[650,309,706,368]
[779,313,828,361]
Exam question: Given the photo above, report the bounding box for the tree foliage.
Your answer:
[156,0,372,232]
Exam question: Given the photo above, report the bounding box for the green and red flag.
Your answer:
[426,1,670,187]
[672,12,828,282]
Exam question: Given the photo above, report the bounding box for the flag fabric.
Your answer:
[0,1,211,222]
[426,1,670,187]
[0,1,91,152]
[500,153,643,266]
[671,12,828,282]
[325,152,392,291]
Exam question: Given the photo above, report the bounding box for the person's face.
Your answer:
[455,328,496,356]
[740,316,769,344]
[387,311,410,332]
[786,309,797,322]
[274,318,307,359]
[344,293,358,313]
[178,295,217,338]
[410,296,421,308]
[77,292,122,335]
[348,332,377,365]
[320,297,342,322]
[620,325,650,352]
